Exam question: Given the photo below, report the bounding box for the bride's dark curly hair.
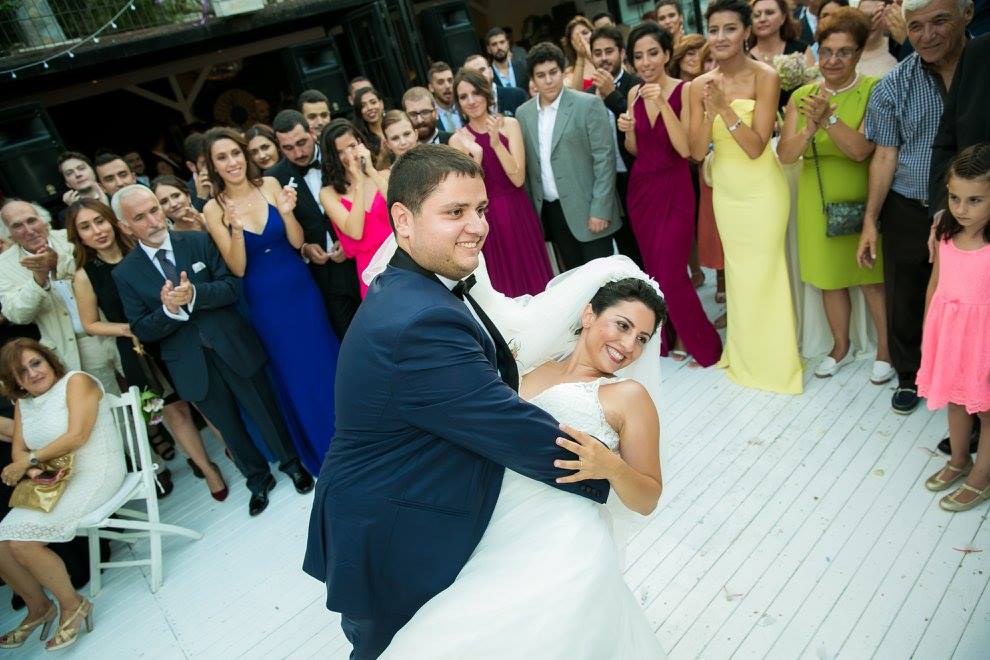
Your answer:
[589,278,667,332]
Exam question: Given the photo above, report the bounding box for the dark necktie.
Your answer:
[453,274,520,392]
[155,249,180,286]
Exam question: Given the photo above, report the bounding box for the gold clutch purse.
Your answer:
[9,454,74,513]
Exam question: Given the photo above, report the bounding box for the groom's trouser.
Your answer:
[341,614,396,660]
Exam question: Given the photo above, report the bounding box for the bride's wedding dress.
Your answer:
[381,375,666,658]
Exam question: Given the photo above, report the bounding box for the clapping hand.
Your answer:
[19,247,57,286]
[617,111,635,133]
[591,68,615,97]
[798,92,833,129]
[883,4,907,45]
[177,205,206,230]
[553,423,620,484]
[484,114,504,147]
[167,271,194,308]
[454,127,484,161]
[277,184,298,217]
[703,77,729,116]
[639,83,664,105]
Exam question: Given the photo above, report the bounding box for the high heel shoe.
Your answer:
[45,598,93,651]
[206,462,228,502]
[0,602,55,648]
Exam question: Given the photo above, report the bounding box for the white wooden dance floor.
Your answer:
[2,275,988,659]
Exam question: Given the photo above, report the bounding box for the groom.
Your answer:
[303,145,611,658]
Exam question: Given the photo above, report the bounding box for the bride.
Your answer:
[365,240,668,658]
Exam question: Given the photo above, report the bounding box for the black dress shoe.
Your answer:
[156,468,174,499]
[891,386,919,414]
[248,475,277,516]
[283,465,314,494]
[937,416,982,455]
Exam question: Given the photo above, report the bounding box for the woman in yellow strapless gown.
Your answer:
[688,0,803,395]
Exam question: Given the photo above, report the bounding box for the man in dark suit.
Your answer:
[303,146,609,658]
[486,27,529,94]
[268,110,361,340]
[794,0,818,47]
[462,54,528,118]
[110,185,313,516]
[587,24,645,269]
[401,87,452,144]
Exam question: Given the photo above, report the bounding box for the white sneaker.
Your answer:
[870,360,896,384]
[815,351,855,377]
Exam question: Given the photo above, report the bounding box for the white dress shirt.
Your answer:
[41,241,85,335]
[537,91,563,202]
[138,234,196,321]
[301,145,334,250]
[436,274,495,350]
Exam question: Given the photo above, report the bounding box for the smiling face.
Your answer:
[96,159,137,196]
[818,31,861,84]
[72,206,117,252]
[392,173,489,281]
[119,189,168,248]
[633,34,670,83]
[14,349,57,397]
[403,96,440,141]
[155,183,192,222]
[210,138,249,186]
[301,101,332,136]
[1,201,49,253]
[456,80,489,120]
[579,300,657,374]
[752,0,786,40]
[680,47,703,77]
[707,11,750,60]
[60,158,98,192]
[359,92,384,125]
[430,69,455,107]
[947,175,990,233]
[247,135,279,170]
[904,0,970,67]
[384,118,418,158]
[275,124,316,168]
[591,36,624,76]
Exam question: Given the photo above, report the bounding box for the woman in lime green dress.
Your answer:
[778,7,892,385]
[688,0,803,395]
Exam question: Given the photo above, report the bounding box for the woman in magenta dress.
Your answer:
[319,119,394,298]
[449,69,553,297]
[619,23,722,366]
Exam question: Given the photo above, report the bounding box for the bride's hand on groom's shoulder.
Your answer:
[553,424,620,484]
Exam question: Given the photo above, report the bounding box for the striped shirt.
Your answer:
[864,53,945,201]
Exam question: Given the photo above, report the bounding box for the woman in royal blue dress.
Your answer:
[202,127,338,476]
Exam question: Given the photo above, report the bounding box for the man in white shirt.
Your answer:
[515,43,623,271]
[428,62,463,133]
[486,26,529,94]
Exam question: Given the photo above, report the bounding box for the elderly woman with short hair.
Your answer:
[777,7,892,384]
[0,339,126,650]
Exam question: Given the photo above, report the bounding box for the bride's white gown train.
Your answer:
[382,377,666,659]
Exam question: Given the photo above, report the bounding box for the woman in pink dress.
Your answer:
[319,119,393,298]
[619,23,722,366]
[448,69,553,297]
[917,146,990,513]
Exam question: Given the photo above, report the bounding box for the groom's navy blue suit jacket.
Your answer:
[303,256,610,626]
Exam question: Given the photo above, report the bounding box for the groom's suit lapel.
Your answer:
[388,248,507,385]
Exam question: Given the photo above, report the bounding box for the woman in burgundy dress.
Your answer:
[619,23,722,366]
[449,69,553,297]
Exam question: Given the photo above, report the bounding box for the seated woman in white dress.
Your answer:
[380,257,669,659]
[0,339,125,651]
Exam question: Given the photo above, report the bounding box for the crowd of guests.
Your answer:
[0,0,988,651]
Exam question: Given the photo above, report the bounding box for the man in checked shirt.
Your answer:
[856,0,973,414]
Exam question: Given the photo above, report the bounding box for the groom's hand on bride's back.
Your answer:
[552,423,621,485]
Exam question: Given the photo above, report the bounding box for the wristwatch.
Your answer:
[28,451,39,467]
[825,113,839,129]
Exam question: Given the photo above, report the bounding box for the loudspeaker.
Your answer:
[283,37,350,115]
[419,2,479,68]
[0,105,64,205]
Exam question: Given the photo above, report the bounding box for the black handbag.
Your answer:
[811,137,865,237]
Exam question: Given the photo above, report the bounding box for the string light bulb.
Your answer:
[10,71,16,79]
[42,61,49,69]
[93,37,100,43]
[68,51,75,58]
[110,21,117,29]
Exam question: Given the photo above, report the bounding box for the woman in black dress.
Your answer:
[65,200,227,500]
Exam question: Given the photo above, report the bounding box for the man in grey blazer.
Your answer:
[515,43,622,271]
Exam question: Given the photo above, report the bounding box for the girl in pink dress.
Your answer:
[320,119,394,298]
[918,145,990,512]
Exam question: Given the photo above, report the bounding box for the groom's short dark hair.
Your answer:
[386,145,483,229]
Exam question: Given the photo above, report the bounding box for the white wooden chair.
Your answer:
[75,386,203,596]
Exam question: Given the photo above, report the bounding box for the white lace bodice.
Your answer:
[529,377,623,451]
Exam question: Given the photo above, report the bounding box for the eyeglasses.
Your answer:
[406,110,434,120]
[819,47,859,61]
